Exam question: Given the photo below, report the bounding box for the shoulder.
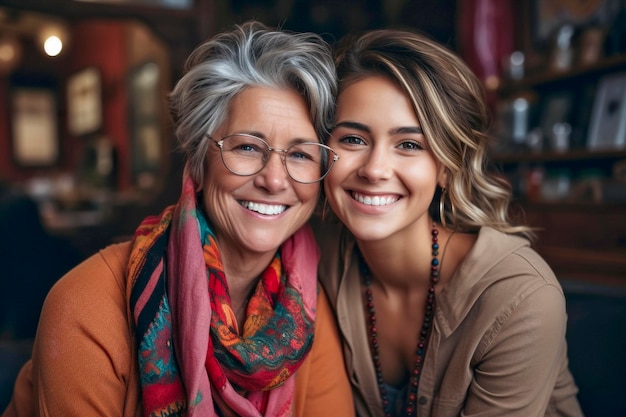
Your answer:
[469,227,560,289]
[26,241,139,416]
[481,229,563,305]
[474,231,567,330]
[46,242,131,306]
[439,229,566,334]
[293,285,355,417]
[40,242,132,337]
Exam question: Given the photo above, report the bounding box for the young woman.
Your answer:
[3,21,353,417]
[315,28,583,417]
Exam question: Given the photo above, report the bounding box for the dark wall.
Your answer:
[222,0,457,48]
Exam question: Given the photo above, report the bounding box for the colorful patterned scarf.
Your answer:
[127,171,319,417]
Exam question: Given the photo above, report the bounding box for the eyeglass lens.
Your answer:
[218,134,335,183]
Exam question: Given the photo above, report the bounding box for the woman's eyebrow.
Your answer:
[333,121,371,133]
[391,126,423,135]
[333,122,423,136]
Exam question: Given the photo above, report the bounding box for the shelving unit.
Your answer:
[492,49,626,285]
[502,52,626,91]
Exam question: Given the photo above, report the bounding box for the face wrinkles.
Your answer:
[325,75,444,243]
[201,86,320,261]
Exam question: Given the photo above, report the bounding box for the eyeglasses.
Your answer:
[210,133,339,184]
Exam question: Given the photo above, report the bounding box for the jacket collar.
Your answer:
[434,227,530,335]
[336,227,531,336]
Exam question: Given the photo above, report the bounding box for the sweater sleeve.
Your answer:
[3,243,140,417]
[294,287,355,417]
[462,283,573,417]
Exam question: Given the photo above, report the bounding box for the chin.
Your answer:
[349,225,395,243]
[242,229,294,253]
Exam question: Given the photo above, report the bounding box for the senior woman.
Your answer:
[2,21,353,417]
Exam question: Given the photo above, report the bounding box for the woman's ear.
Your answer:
[437,165,448,189]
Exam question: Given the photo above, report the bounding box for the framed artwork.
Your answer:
[67,67,102,136]
[10,87,59,167]
[587,72,626,150]
[129,61,162,188]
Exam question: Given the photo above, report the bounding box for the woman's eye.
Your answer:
[236,143,262,153]
[398,141,424,151]
[338,135,366,146]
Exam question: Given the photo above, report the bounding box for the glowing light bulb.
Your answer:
[43,35,63,57]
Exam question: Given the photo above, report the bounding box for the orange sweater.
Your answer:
[2,242,354,417]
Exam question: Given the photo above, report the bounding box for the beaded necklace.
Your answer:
[358,225,441,417]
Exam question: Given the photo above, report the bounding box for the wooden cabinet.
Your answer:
[492,52,626,286]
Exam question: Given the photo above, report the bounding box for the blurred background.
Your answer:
[0,0,625,415]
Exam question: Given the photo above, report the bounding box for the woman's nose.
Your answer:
[253,152,290,193]
[357,146,393,182]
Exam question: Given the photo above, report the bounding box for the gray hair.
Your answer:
[169,21,337,186]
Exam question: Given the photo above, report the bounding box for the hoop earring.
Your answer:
[439,187,447,229]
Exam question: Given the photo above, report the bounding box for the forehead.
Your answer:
[226,86,316,135]
[336,76,419,127]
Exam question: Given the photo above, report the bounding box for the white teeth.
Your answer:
[240,201,287,215]
[352,192,398,206]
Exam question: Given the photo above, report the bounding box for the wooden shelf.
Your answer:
[535,245,626,287]
[492,149,626,165]
[511,200,626,286]
[501,53,626,91]
[515,200,626,211]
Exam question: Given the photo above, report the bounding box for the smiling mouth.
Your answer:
[239,201,288,215]
[351,192,399,206]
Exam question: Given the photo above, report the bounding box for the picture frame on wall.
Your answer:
[67,67,102,137]
[129,61,162,189]
[587,72,626,150]
[10,87,59,167]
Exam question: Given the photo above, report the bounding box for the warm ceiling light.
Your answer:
[43,35,63,56]
[0,35,21,73]
[38,22,69,57]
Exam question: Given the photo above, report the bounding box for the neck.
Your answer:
[356,224,457,292]
[218,241,277,330]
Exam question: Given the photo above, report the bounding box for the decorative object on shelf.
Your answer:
[507,51,526,80]
[511,97,531,145]
[525,166,545,202]
[539,91,574,150]
[532,0,608,46]
[576,25,606,65]
[587,71,626,150]
[10,87,59,167]
[550,122,572,153]
[540,168,572,201]
[492,94,536,153]
[67,67,102,137]
[526,127,544,153]
[550,24,575,71]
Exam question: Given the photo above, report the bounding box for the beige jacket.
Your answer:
[2,242,355,417]
[315,222,584,417]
